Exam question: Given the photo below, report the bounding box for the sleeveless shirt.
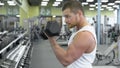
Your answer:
[67,25,97,68]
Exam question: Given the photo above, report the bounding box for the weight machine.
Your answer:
[93,24,120,66]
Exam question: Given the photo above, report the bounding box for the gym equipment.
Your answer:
[25,16,61,40]
[94,38,120,65]
[93,24,120,65]
[40,21,61,40]
[0,33,17,50]
[94,42,116,65]
[0,31,32,68]
[56,24,72,41]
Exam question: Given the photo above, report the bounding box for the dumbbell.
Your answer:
[40,21,61,40]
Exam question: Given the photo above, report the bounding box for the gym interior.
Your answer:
[0,0,120,68]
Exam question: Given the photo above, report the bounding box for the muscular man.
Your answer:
[46,1,97,68]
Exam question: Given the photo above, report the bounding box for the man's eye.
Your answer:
[65,16,70,18]
[65,15,68,18]
[66,16,69,18]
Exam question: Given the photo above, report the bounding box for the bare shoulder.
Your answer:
[72,31,96,53]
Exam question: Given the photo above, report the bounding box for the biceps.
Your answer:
[67,44,85,62]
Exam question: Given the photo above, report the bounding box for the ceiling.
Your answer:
[40,0,120,11]
[80,0,120,10]
[0,0,120,11]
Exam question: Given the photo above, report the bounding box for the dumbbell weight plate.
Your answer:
[45,21,60,37]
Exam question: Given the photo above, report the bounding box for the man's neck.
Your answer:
[76,19,89,30]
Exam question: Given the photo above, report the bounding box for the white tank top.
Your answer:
[67,25,97,68]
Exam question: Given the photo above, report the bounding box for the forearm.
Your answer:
[48,37,71,66]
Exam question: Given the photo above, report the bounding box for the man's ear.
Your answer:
[77,10,83,16]
[75,10,82,19]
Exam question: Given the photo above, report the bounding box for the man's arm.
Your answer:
[48,31,96,67]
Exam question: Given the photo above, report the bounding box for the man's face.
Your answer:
[63,8,78,28]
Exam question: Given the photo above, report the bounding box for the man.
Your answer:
[45,1,97,68]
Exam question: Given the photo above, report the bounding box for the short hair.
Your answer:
[62,1,84,16]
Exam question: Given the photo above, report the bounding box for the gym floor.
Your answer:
[30,39,120,68]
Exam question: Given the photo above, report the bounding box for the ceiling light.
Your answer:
[56,0,63,1]
[113,5,119,9]
[54,2,61,4]
[101,0,108,2]
[100,8,104,11]
[43,0,49,1]
[115,1,120,3]
[108,8,114,11]
[41,3,47,6]
[7,1,16,6]
[7,1,14,4]
[52,1,61,6]
[52,4,58,6]
[41,2,48,6]
[108,3,114,5]
[87,0,94,2]
[95,3,102,5]
[9,3,16,6]
[53,15,56,17]
[0,3,4,5]
[41,3,47,5]
[96,6,102,9]
[106,7,112,9]
[41,2,48,4]
[0,2,4,5]
[41,4,47,6]
[89,8,94,10]
[102,5,107,7]
[90,4,95,7]
[16,15,20,17]
[82,2,88,5]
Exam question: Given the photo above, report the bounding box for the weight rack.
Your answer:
[0,31,33,68]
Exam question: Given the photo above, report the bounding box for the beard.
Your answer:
[68,23,76,28]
